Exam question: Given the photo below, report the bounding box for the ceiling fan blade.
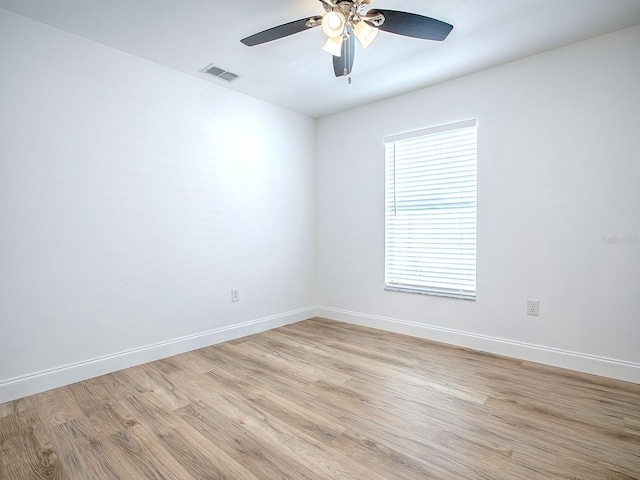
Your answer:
[241,18,319,46]
[372,9,453,41]
[333,34,356,77]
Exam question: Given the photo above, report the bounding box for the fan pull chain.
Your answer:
[345,33,352,84]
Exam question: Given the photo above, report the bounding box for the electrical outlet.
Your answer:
[231,288,239,303]
[527,299,539,316]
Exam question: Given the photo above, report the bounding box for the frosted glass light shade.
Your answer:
[322,11,346,38]
[354,20,378,48]
[322,36,343,57]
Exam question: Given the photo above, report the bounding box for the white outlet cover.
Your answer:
[527,299,539,316]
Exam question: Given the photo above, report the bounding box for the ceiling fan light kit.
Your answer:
[322,36,344,56]
[240,0,453,77]
[322,11,346,38]
[353,19,378,49]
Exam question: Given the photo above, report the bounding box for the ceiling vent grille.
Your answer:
[201,64,239,82]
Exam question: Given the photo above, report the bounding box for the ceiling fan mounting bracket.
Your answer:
[305,16,323,28]
[319,1,383,38]
[360,12,385,27]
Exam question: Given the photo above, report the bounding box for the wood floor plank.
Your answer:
[196,365,348,444]
[104,425,197,480]
[0,398,30,420]
[1,317,639,479]
[0,429,62,480]
[328,428,444,480]
[169,350,223,374]
[276,430,390,480]
[24,388,85,431]
[234,341,353,385]
[301,388,505,479]
[121,393,261,480]
[168,369,301,447]
[81,370,146,405]
[64,381,107,417]
[120,362,184,394]
[199,343,319,405]
[177,400,324,480]
[0,413,23,444]
[48,417,121,479]
[84,401,139,437]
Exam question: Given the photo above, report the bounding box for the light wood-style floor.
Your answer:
[1,318,639,479]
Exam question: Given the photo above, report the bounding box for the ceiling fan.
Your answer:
[240,0,453,78]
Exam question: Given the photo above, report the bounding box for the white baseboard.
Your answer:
[0,307,318,404]
[4,305,637,404]
[317,306,640,384]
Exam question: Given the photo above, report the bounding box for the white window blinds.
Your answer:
[384,119,477,300]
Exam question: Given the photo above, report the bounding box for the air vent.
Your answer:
[218,71,238,82]
[201,64,239,82]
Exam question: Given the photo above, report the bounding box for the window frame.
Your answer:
[384,119,478,301]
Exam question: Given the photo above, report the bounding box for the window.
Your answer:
[384,119,477,300]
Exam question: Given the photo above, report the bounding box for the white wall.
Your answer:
[0,9,317,402]
[317,25,640,382]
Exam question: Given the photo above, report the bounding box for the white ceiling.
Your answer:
[2,0,640,118]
